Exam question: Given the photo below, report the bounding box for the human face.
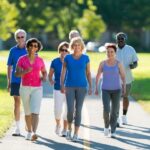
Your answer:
[72,42,82,54]
[60,46,68,58]
[28,42,39,55]
[106,47,116,59]
[16,32,26,45]
[117,36,125,48]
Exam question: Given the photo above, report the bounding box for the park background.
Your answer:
[0,0,150,137]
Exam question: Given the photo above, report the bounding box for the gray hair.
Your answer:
[14,29,27,41]
[69,30,80,40]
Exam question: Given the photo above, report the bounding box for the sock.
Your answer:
[123,109,127,115]
[16,121,20,130]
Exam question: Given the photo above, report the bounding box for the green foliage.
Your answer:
[78,9,106,40]
[0,0,19,40]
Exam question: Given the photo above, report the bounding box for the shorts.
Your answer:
[20,86,43,115]
[10,83,20,96]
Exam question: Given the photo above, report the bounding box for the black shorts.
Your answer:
[10,83,20,96]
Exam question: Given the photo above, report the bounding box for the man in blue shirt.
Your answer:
[7,29,27,136]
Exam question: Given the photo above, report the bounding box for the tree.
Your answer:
[0,0,18,40]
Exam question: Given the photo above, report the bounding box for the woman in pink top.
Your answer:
[15,38,47,141]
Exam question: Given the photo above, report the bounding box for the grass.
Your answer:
[0,59,13,138]
[0,50,150,137]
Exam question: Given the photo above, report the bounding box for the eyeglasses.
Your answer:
[29,44,38,48]
[60,49,68,52]
[117,37,125,41]
[17,36,24,39]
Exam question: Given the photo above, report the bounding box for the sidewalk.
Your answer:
[0,60,150,150]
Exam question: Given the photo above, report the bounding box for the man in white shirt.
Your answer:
[116,32,138,125]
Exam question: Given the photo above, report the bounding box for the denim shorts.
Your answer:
[10,83,20,96]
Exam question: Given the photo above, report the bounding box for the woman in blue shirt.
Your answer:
[49,42,69,137]
[61,37,92,142]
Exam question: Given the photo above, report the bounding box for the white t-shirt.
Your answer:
[116,44,138,84]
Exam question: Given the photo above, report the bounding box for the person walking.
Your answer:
[116,32,138,125]
[15,38,47,141]
[61,37,92,142]
[95,43,126,138]
[7,29,27,136]
[48,41,69,137]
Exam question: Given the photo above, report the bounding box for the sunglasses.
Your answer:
[29,44,38,48]
[17,36,24,39]
[60,49,68,52]
[117,37,125,40]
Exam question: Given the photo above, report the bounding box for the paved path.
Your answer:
[0,59,150,150]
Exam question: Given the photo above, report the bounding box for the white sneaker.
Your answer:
[117,118,121,127]
[111,132,116,138]
[72,134,79,142]
[61,130,67,137]
[12,128,20,136]
[121,115,127,125]
[25,132,32,140]
[55,125,61,135]
[66,130,72,140]
[104,128,109,136]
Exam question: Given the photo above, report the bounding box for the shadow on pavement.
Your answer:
[35,135,82,150]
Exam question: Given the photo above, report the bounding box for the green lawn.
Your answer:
[0,50,150,137]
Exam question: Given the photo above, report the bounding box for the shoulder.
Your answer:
[9,45,17,52]
[125,45,135,51]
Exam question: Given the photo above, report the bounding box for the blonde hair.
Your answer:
[69,37,85,52]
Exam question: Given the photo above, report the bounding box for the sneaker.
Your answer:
[25,132,32,140]
[12,128,20,136]
[117,118,121,127]
[55,125,61,135]
[61,130,67,137]
[111,132,116,138]
[66,130,72,140]
[72,134,79,142]
[104,128,109,136]
[121,115,127,125]
[31,134,38,141]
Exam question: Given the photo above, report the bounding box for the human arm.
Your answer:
[60,62,66,93]
[48,68,55,85]
[41,67,47,82]
[95,62,103,95]
[15,66,32,77]
[86,62,92,95]
[7,66,12,92]
[118,62,126,96]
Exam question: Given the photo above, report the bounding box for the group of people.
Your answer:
[7,29,138,142]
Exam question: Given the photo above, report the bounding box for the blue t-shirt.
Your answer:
[7,45,27,83]
[50,57,63,90]
[64,54,89,87]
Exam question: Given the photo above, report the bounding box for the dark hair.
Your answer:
[26,38,43,52]
[58,41,69,53]
[105,43,117,52]
[116,32,127,40]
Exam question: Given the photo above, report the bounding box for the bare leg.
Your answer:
[25,115,32,132]
[63,120,68,131]
[14,96,20,121]
[74,126,79,135]
[123,97,129,112]
[31,113,39,133]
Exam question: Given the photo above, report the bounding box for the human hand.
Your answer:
[61,86,66,94]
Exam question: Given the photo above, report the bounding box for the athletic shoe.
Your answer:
[111,132,116,138]
[117,118,121,127]
[66,130,72,140]
[121,115,127,125]
[61,130,67,137]
[55,125,61,135]
[104,128,109,136]
[25,132,32,140]
[12,128,20,136]
[72,134,79,142]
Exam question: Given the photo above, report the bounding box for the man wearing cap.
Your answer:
[116,32,138,125]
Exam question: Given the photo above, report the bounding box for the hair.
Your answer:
[69,37,85,51]
[14,29,27,41]
[115,32,127,40]
[105,43,117,52]
[26,38,43,52]
[58,41,69,53]
[69,30,80,40]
